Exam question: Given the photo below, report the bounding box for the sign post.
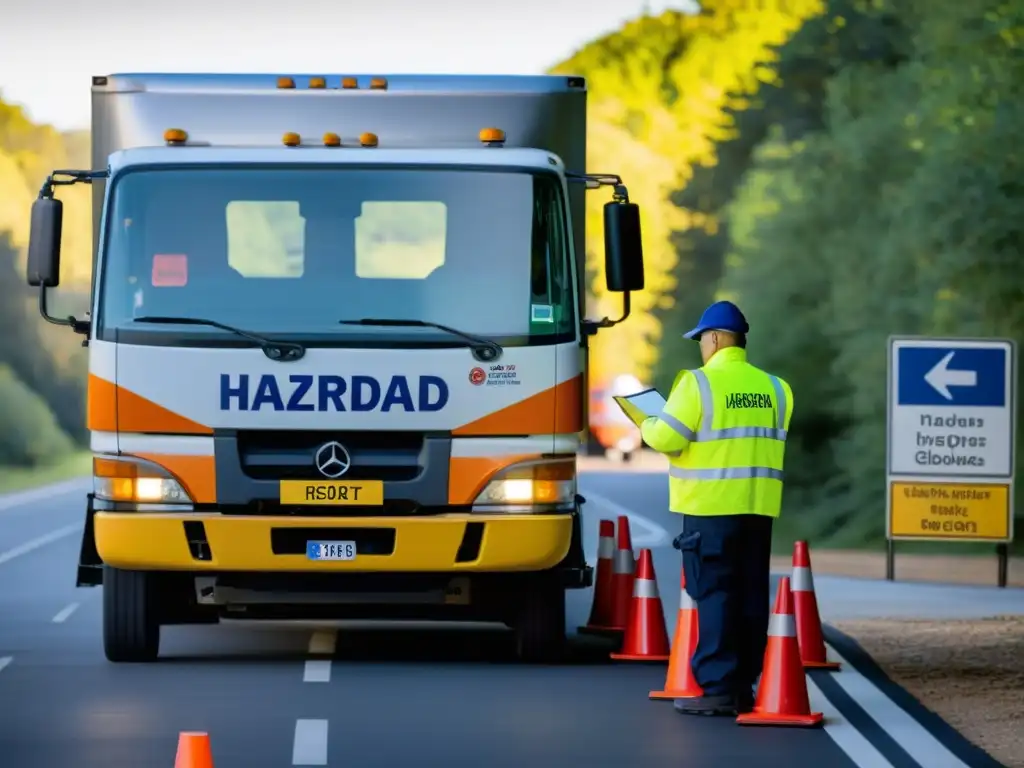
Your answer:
[886,336,1017,587]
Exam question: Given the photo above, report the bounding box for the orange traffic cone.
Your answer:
[174,732,214,768]
[792,541,840,670]
[650,568,702,699]
[610,549,671,662]
[578,519,617,634]
[608,515,636,632]
[736,577,823,727]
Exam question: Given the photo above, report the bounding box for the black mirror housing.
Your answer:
[27,197,64,288]
[603,201,644,293]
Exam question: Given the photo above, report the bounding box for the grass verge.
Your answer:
[0,452,91,495]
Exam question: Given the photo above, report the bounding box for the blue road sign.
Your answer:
[897,346,1007,407]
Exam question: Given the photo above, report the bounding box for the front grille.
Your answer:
[236,430,426,482]
[214,501,471,517]
[219,499,423,516]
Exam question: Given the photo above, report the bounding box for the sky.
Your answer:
[0,0,698,131]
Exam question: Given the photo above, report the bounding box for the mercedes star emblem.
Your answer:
[314,441,351,479]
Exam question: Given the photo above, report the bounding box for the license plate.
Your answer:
[280,480,384,506]
[307,541,357,561]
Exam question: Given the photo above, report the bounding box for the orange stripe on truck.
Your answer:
[454,375,583,436]
[448,455,537,505]
[87,374,213,435]
[133,453,217,504]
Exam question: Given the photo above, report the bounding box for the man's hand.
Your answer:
[639,373,702,456]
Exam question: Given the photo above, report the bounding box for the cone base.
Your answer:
[577,625,624,636]
[736,710,824,727]
[803,659,841,670]
[649,688,702,700]
[610,652,670,662]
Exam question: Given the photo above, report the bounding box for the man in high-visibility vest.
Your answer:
[640,300,793,717]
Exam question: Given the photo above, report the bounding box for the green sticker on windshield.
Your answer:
[531,304,554,323]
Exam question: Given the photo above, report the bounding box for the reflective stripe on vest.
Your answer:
[655,369,788,443]
[657,367,789,479]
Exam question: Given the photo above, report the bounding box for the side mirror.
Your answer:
[27,197,64,288]
[603,201,644,293]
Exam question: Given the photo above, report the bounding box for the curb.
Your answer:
[822,623,1008,768]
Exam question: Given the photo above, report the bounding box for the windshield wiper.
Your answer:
[133,316,306,362]
[338,318,503,362]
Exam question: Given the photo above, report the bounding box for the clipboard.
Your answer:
[612,387,667,427]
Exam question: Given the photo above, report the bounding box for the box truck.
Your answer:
[25,73,644,663]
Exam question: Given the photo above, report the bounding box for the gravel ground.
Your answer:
[834,616,1024,768]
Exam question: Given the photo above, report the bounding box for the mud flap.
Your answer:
[76,493,103,587]
[560,495,593,589]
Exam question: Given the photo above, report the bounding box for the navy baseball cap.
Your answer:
[683,300,750,340]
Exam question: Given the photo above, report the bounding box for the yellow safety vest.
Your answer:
[640,346,793,517]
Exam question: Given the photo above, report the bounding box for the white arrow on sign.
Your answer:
[924,351,977,401]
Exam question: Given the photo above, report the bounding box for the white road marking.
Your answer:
[0,523,82,567]
[52,602,80,624]
[0,478,89,512]
[303,660,332,683]
[582,490,670,547]
[806,675,895,768]
[292,719,328,766]
[825,642,971,768]
[303,629,337,683]
[0,657,12,673]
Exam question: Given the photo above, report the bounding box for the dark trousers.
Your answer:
[676,513,773,698]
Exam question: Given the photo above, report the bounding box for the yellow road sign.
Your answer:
[888,481,1011,541]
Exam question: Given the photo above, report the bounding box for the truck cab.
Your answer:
[25,73,644,663]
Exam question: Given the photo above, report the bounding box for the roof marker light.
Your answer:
[359,132,378,148]
[282,132,301,147]
[277,76,295,89]
[479,127,506,145]
[341,77,358,89]
[309,77,326,89]
[163,128,188,145]
[323,133,342,147]
[369,77,388,90]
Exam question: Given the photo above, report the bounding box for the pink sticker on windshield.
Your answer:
[152,254,188,287]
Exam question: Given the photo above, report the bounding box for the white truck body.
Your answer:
[25,73,645,663]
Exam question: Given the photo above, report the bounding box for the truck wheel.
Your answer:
[103,566,160,662]
[514,584,566,663]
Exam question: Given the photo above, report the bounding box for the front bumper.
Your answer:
[94,509,577,575]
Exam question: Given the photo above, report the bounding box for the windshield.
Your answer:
[96,165,576,346]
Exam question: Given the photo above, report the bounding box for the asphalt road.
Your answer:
[0,472,856,767]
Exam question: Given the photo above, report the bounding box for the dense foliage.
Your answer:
[554,0,1024,544]
[0,97,90,466]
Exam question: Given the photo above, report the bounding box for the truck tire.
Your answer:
[514,584,566,663]
[103,566,160,662]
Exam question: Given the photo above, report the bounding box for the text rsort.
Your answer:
[219,373,449,412]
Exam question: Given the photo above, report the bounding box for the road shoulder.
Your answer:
[823,623,1010,768]
[0,454,91,497]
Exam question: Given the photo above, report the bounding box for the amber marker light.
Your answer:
[163,128,188,145]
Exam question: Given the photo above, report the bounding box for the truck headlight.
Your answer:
[472,457,576,512]
[93,455,193,505]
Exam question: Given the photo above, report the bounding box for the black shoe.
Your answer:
[673,694,738,717]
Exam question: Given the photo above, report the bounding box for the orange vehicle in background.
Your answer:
[588,374,644,462]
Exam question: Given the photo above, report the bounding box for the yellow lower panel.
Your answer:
[94,513,573,572]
